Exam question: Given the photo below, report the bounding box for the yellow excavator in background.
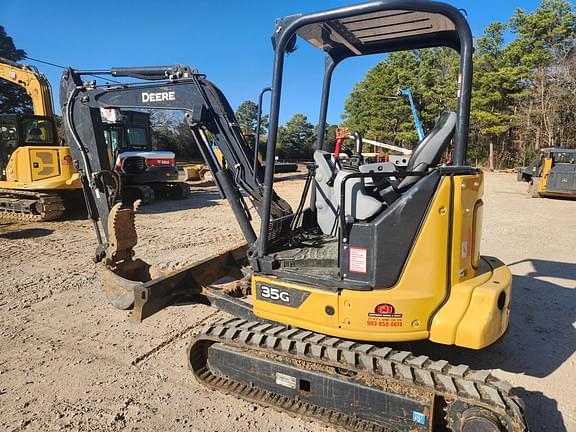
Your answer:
[0,57,80,221]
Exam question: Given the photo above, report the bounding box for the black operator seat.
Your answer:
[379,111,457,206]
[397,111,457,190]
[377,111,456,204]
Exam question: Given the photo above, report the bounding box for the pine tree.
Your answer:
[342,49,458,148]
[0,25,32,114]
[277,113,315,160]
[507,0,576,150]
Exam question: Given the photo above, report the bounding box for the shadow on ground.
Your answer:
[138,189,222,214]
[514,388,566,432]
[0,228,54,239]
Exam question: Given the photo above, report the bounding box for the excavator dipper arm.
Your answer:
[60,65,292,262]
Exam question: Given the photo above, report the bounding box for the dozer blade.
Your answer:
[131,244,248,322]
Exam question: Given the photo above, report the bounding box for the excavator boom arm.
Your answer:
[0,57,54,117]
[60,66,291,259]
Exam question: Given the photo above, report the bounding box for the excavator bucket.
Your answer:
[101,200,248,319]
[101,201,156,310]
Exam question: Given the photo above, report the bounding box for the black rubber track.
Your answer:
[188,317,528,432]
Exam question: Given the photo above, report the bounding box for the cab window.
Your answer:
[126,127,147,149]
[553,152,576,164]
[22,118,55,145]
[104,128,122,156]
[0,120,18,151]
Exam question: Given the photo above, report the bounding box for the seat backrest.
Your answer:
[314,150,383,235]
[397,111,456,190]
[314,150,340,235]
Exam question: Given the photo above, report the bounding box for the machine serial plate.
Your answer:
[275,372,297,389]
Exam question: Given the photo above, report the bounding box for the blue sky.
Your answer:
[2,0,540,125]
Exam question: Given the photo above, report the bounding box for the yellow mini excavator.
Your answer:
[0,57,80,221]
[60,2,528,431]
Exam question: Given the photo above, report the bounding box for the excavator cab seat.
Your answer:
[315,111,456,235]
[378,111,456,203]
[27,124,44,142]
[396,111,456,190]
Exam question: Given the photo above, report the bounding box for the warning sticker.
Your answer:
[349,247,367,274]
[461,240,468,258]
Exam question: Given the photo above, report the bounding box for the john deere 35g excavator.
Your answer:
[60,2,528,431]
[0,57,80,220]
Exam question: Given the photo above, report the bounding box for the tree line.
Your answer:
[343,0,576,168]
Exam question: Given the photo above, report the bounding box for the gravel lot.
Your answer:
[0,172,574,432]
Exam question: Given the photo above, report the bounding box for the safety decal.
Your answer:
[349,247,367,274]
[461,240,468,259]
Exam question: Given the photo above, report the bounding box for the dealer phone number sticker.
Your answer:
[349,247,367,274]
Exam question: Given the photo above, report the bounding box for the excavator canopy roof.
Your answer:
[295,9,459,60]
[273,1,468,62]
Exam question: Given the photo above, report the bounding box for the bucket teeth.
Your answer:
[106,200,141,266]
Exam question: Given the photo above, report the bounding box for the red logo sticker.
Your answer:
[368,303,403,318]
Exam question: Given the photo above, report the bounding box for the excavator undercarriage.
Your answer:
[59,1,530,430]
[0,188,65,221]
[191,318,526,432]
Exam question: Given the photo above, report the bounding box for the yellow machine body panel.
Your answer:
[429,256,511,348]
[252,172,512,350]
[538,158,553,193]
[0,146,80,190]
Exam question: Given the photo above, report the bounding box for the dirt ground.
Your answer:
[0,172,574,432]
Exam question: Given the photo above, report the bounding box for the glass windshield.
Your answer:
[104,128,122,156]
[0,118,18,177]
[0,120,18,151]
[552,151,576,164]
[22,118,55,145]
[126,127,147,149]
